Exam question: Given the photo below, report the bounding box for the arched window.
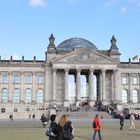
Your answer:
[37,89,44,103]
[14,88,20,103]
[2,88,9,103]
[122,89,128,103]
[1,72,9,83]
[132,90,138,103]
[25,88,32,103]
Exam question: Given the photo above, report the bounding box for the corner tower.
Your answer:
[108,35,121,61]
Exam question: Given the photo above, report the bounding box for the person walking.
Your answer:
[129,113,136,130]
[119,113,124,130]
[93,114,102,140]
[57,114,73,140]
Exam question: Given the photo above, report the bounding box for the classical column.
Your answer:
[64,68,69,107]
[64,68,69,101]
[20,72,24,103]
[8,72,13,103]
[129,73,132,102]
[101,69,106,102]
[89,68,94,100]
[0,72,1,103]
[115,70,121,103]
[52,69,57,101]
[139,74,140,103]
[88,68,95,106]
[76,68,81,106]
[96,74,100,101]
[85,75,89,98]
[31,72,36,103]
[74,74,76,103]
[111,71,115,101]
[44,67,52,103]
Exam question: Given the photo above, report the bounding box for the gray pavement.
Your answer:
[0,118,140,126]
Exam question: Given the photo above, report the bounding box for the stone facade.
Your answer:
[0,34,140,119]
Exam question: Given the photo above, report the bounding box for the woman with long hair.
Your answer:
[57,114,73,140]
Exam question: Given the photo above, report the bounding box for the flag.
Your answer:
[132,55,139,61]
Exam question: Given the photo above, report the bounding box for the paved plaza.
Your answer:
[0,118,140,140]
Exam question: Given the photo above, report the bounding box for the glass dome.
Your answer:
[57,38,97,49]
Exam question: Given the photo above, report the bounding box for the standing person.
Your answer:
[129,113,136,130]
[9,114,13,120]
[32,114,35,121]
[119,113,124,130]
[48,114,58,140]
[57,114,73,140]
[40,113,48,128]
[93,114,102,140]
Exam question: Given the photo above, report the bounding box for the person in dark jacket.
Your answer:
[57,114,73,140]
[93,114,102,140]
[48,114,58,140]
[119,113,124,130]
[40,113,48,128]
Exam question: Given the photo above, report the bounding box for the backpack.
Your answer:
[63,130,74,140]
[63,122,74,140]
[92,121,97,128]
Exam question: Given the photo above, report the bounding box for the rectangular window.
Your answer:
[122,77,127,85]
[133,77,139,85]
[1,108,6,113]
[14,108,18,112]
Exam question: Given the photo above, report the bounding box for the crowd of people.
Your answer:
[44,108,138,140]
[119,112,136,131]
[93,112,137,140]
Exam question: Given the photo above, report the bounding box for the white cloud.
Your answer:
[3,55,20,60]
[105,0,118,7]
[29,0,46,7]
[105,1,111,7]
[105,0,140,10]
[121,7,126,12]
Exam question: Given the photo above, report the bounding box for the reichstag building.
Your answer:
[0,34,140,119]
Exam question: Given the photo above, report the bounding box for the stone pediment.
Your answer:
[52,48,117,64]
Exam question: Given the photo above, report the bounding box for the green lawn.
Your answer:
[0,121,140,140]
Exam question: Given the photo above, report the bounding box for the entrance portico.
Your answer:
[50,66,119,107]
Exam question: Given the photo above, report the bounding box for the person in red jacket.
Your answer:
[93,114,102,140]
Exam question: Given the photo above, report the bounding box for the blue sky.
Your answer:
[0,0,140,61]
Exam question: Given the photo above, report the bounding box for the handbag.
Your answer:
[45,126,57,138]
[63,131,74,140]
